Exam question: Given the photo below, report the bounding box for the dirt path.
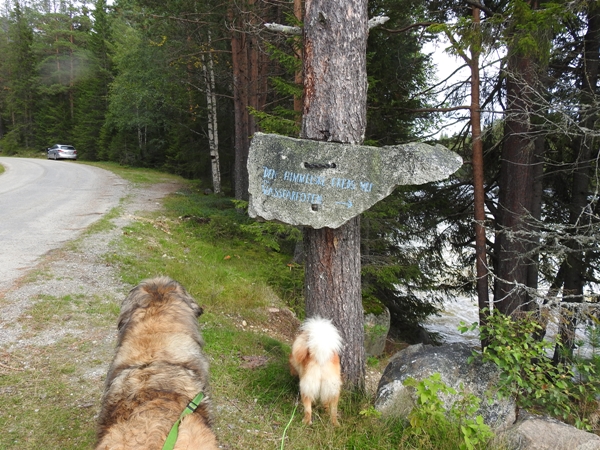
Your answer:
[0,180,183,365]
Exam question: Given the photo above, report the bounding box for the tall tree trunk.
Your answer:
[554,2,600,362]
[494,49,538,315]
[230,0,271,200]
[202,33,221,194]
[470,5,490,341]
[293,0,303,119]
[230,10,250,200]
[302,0,368,389]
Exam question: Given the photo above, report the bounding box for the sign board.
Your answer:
[247,132,463,229]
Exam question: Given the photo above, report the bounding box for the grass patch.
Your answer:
[0,166,506,449]
[81,205,122,236]
[0,342,106,450]
[81,161,183,185]
[105,186,304,318]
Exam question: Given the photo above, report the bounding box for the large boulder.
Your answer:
[374,343,516,430]
[498,412,600,450]
[374,343,600,450]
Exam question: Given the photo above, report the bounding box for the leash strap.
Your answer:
[162,392,205,450]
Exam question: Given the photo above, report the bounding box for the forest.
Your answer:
[0,0,599,357]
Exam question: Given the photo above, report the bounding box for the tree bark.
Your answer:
[230,0,271,200]
[293,0,303,119]
[230,9,250,200]
[301,0,368,389]
[469,5,490,341]
[554,2,599,362]
[494,49,538,315]
[202,32,221,194]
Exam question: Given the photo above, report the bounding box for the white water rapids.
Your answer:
[423,296,598,358]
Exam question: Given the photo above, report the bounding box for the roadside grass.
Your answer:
[82,161,183,185]
[80,205,122,236]
[0,164,502,449]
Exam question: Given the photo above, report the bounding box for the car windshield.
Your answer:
[60,146,75,150]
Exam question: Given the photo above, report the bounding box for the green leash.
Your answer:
[162,391,205,450]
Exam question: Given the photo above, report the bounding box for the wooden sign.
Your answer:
[247,133,463,229]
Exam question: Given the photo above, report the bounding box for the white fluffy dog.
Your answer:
[289,317,343,425]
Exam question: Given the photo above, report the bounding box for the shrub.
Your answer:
[403,373,494,450]
[460,309,600,430]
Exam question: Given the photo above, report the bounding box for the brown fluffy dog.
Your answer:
[96,277,218,450]
[289,317,343,426]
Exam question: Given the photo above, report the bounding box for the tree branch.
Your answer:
[264,23,302,35]
[368,16,390,29]
[410,106,471,113]
[382,22,435,34]
[265,16,390,35]
[464,1,494,17]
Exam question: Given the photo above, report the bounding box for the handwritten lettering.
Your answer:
[259,165,375,209]
[263,166,277,180]
[283,171,326,187]
[331,177,356,190]
[261,183,323,205]
[359,181,373,192]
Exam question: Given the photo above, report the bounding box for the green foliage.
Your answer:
[239,221,301,253]
[460,310,600,429]
[3,2,37,149]
[247,40,301,138]
[504,0,567,61]
[359,406,383,418]
[247,106,300,137]
[366,0,434,144]
[404,373,494,450]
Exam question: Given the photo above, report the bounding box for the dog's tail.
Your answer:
[301,317,343,366]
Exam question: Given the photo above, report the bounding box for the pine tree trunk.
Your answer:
[470,5,490,338]
[301,0,368,389]
[230,3,250,200]
[554,2,599,362]
[494,49,538,315]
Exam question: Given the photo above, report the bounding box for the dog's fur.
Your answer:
[96,276,218,450]
[289,316,343,426]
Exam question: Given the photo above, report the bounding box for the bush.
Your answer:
[460,309,600,430]
[403,373,494,450]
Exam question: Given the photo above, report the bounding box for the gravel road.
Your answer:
[0,157,182,350]
[0,157,127,294]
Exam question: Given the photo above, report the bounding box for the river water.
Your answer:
[424,296,598,358]
[424,295,481,347]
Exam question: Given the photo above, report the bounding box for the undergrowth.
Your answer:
[0,166,510,449]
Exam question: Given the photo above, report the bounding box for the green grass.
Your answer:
[0,165,504,449]
[82,161,183,185]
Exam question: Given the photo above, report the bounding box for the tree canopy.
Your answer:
[0,0,598,356]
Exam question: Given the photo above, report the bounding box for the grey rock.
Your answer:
[374,343,516,430]
[364,307,390,357]
[247,133,463,229]
[499,411,600,450]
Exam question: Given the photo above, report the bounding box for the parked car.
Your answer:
[47,144,77,160]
